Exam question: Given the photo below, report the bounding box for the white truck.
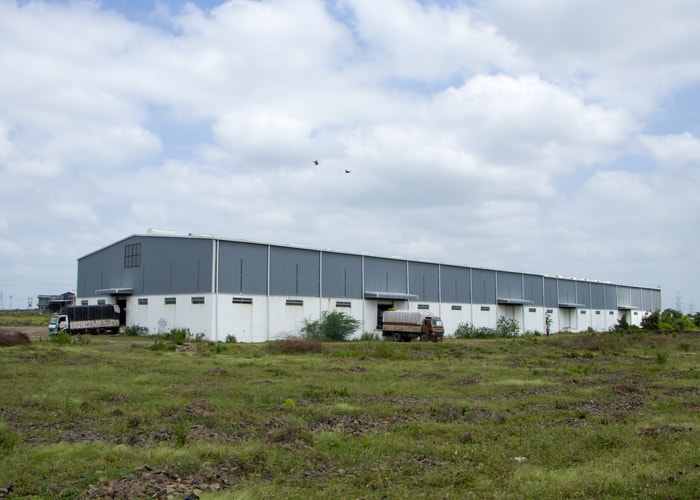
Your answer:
[48,305,120,335]
[382,310,444,342]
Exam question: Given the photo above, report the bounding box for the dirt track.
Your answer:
[0,326,47,341]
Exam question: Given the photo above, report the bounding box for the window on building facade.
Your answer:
[232,297,253,304]
[138,298,148,305]
[165,297,176,305]
[335,301,351,308]
[286,299,303,306]
[480,306,490,311]
[417,304,429,310]
[124,243,141,268]
[191,297,205,304]
[451,305,462,311]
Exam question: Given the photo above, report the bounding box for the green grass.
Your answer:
[0,332,698,498]
[0,310,51,327]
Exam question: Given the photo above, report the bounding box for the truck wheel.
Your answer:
[420,334,429,342]
[392,333,401,342]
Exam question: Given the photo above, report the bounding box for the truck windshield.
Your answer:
[432,320,443,327]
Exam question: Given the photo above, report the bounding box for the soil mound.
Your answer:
[0,332,31,347]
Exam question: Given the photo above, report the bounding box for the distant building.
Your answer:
[37,291,75,314]
[75,231,662,342]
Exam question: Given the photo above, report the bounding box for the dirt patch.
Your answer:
[0,326,47,342]
[0,332,31,347]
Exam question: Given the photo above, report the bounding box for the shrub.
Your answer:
[268,336,323,354]
[496,316,520,337]
[225,334,237,343]
[453,322,497,339]
[122,325,149,336]
[301,310,360,341]
[0,421,19,450]
[168,328,191,345]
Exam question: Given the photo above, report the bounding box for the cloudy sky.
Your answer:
[1,0,699,312]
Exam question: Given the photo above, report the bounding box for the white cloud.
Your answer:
[638,132,700,168]
[0,0,699,310]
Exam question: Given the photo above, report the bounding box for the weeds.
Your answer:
[0,331,698,499]
[267,336,323,354]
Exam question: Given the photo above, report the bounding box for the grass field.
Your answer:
[0,330,698,499]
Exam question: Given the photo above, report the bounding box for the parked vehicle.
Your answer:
[382,310,444,342]
[48,305,120,335]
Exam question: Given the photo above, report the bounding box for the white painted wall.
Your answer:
[79,293,654,342]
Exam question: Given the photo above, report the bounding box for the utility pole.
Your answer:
[675,292,682,313]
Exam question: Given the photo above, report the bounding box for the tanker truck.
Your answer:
[48,304,120,335]
[382,310,444,342]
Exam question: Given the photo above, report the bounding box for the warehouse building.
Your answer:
[76,230,662,341]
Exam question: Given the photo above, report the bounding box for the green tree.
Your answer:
[301,310,361,341]
[641,310,660,330]
[496,316,520,337]
[659,308,696,331]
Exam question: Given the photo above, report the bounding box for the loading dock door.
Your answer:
[377,302,394,329]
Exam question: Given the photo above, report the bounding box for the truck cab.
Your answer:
[48,314,68,335]
[421,316,444,341]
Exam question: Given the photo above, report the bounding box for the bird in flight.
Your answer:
[313,160,319,165]
[345,169,351,174]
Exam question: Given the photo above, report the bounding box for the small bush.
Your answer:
[122,325,149,336]
[656,351,670,365]
[301,310,360,341]
[51,332,72,345]
[225,334,237,343]
[453,323,497,339]
[168,328,191,345]
[268,336,323,354]
[496,316,520,337]
[0,421,19,450]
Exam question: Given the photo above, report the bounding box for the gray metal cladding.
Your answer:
[364,257,407,294]
[617,286,632,308]
[471,268,496,304]
[558,279,577,305]
[77,239,131,296]
[631,287,643,309]
[218,241,268,295]
[440,265,471,303]
[497,271,523,301]
[652,289,662,310]
[544,277,558,308]
[408,261,440,301]
[576,281,591,308]
[269,246,320,297]
[140,237,213,294]
[523,274,544,307]
[641,289,653,311]
[604,284,618,309]
[322,252,362,298]
[591,282,605,309]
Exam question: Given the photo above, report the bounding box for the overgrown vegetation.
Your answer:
[453,315,521,338]
[641,308,700,332]
[301,310,361,341]
[2,330,697,498]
